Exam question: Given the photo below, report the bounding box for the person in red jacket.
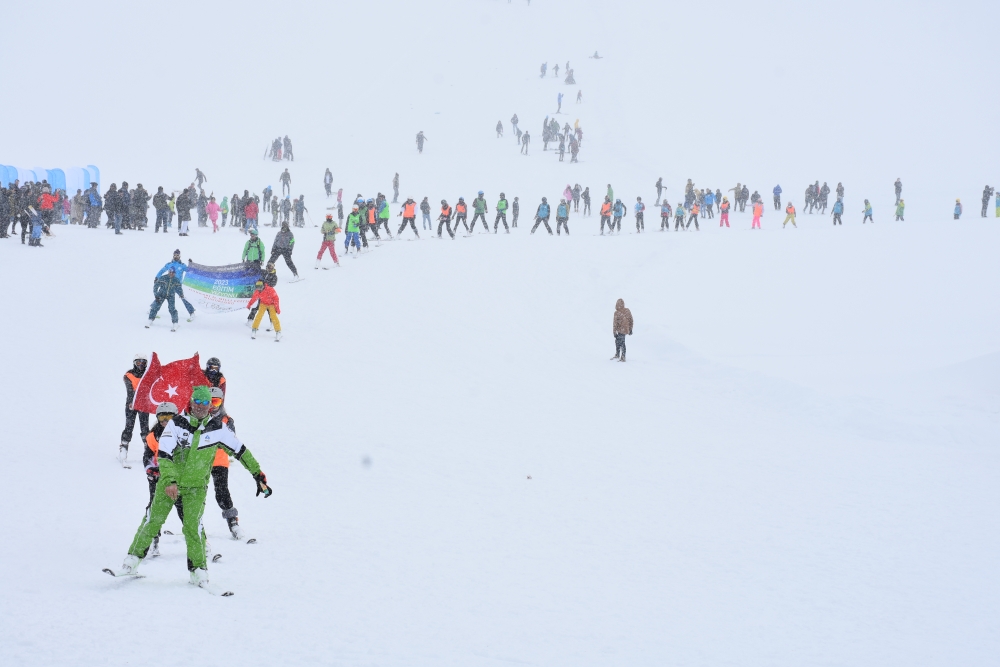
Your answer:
[37,185,60,233]
[244,197,259,234]
[247,279,282,340]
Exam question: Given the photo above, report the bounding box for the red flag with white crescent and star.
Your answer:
[131,352,209,413]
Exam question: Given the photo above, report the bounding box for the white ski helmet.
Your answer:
[134,352,148,363]
[156,402,178,415]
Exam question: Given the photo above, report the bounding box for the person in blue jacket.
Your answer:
[660,201,672,231]
[862,199,873,224]
[773,184,782,210]
[634,196,645,232]
[556,199,570,235]
[155,250,196,321]
[531,197,553,234]
[612,198,626,233]
[703,190,715,219]
[954,199,962,220]
[831,198,844,225]
[147,267,181,331]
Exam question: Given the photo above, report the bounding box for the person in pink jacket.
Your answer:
[206,196,221,232]
[563,184,573,203]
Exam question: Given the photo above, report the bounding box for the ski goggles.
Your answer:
[192,398,211,406]
[210,397,223,408]
[157,412,175,422]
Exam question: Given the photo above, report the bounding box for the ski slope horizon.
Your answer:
[2,1,999,666]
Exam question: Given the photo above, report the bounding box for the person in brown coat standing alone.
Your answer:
[612,298,633,362]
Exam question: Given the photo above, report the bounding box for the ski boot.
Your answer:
[251,328,257,339]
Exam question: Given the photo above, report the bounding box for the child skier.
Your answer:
[247,279,282,341]
[660,201,672,230]
[556,199,570,235]
[954,199,962,219]
[831,198,844,225]
[895,199,905,221]
[720,197,731,228]
[634,197,645,232]
[862,200,873,224]
[782,202,797,228]
[316,214,340,268]
[344,204,363,253]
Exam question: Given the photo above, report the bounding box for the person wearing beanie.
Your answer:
[112,387,272,588]
[316,214,341,268]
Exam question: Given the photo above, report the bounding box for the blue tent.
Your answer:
[32,167,48,184]
[86,165,101,190]
[65,167,89,194]
[48,169,66,192]
[0,165,10,187]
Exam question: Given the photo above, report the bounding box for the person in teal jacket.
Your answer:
[995,191,1000,217]
[494,193,509,233]
[862,200,873,224]
[895,199,905,221]
[556,199,570,235]
[113,386,271,585]
[831,198,844,225]
[954,199,962,219]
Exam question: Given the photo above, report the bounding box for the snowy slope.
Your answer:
[2,1,999,666]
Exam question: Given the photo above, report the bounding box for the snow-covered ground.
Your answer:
[2,1,998,665]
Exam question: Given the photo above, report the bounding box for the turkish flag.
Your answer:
[131,353,209,413]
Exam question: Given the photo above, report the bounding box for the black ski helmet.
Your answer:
[206,357,221,369]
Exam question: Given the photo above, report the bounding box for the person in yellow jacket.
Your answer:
[783,202,797,228]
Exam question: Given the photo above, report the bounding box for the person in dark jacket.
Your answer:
[152,187,169,232]
[120,353,150,462]
[85,182,102,228]
[132,184,150,230]
[105,183,121,233]
[611,298,634,362]
[175,188,193,236]
[268,223,299,279]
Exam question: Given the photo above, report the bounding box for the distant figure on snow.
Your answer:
[416,131,427,153]
[611,299,633,362]
[496,120,503,138]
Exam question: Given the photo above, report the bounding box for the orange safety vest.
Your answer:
[786,204,795,215]
[367,208,376,224]
[403,202,415,217]
[692,204,699,214]
[125,371,141,391]
[720,201,730,213]
[456,203,467,214]
[753,203,763,216]
[600,202,611,216]
[441,205,451,218]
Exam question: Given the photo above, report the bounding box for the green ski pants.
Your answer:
[129,479,209,570]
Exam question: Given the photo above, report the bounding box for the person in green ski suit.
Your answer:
[220,196,229,227]
[894,200,905,221]
[343,204,362,254]
[470,191,489,232]
[494,193,509,232]
[242,228,266,272]
[116,386,271,584]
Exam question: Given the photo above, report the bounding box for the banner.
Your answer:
[131,353,208,413]
[182,261,260,313]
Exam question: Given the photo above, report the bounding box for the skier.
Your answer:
[220,195,229,227]
[494,193,509,232]
[247,279,282,340]
[862,200,873,224]
[397,198,419,238]
[611,299,633,362]
[772,184,782,210]
[531,197,553,234]
[674,203,686,231]
[152,187,170,233]
[454,197,469,234]
[894,178,902,205]
[659,201,672,230]
[416,131,427,153]
[283,135,294,161]
[895,199,905,222]
[155,250,196,322]
[146,267,180,330]
[420,196,432,230]
[572,184,582,212]
[280,169,291,196]
[316,214,341,268]
[703,190,715,219]
[831,198,844,225]
[85,182,102,228]
[836,183,845,200]
[612,198,626,233]
[269,223,300,280]
[511,114,519,134]
[392,173,400,203]
[634,197,645,232]
[176,188,193,236]
[599,197,612,234]
[270,196,279,226]
[982,185,995,217]
[954,199,962,219]
[496,121,504,138]
[205,386,248,539]
[437,200,455,239]
[540,62,547,78]
[687,202,700,230]
[996,189,1000,217]
[471,192,489,232]
[582,187,591,216]
[512,197,520,228]
[783,202,797,228]
[576,90,582,103]
[263,186,273,212]
[556,199,570,235]
[206,196,220,233]
[521,131,530,155]
[292,196,307,228]
[557,92,563,113]
[119,353,150,463]
[554,64,559,78]
[244,196,259,233]
[720,197,731,227]
[111,386,271,585]
[343,205,362,255]
[655,177,664,205]
[751,199,762,229]
[323,169,333,198]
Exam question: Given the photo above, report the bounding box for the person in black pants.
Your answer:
[268,223,299,278]
[120,354,149,463]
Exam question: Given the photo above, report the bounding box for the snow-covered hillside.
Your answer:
[1,1,998,666]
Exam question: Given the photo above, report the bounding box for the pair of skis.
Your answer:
[102,568,233,596]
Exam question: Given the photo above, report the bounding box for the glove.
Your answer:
[254,471,272,498]
[145,467,160,483]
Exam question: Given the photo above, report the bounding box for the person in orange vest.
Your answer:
[686,202,700,230]
[397,197,419,238]
[437,200,455,239]
[751,199,763,229]
[783,202,797,228]
[207,387,247,540]
[599,197,613,235]
[719,197,731,228]
[119,353,150,465]
[247,279,282,340]
[454,197,470,234]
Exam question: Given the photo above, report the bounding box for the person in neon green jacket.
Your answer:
[894,200,905,221]
[343,205,362,254]
[116,386,271,584]
[242,228,266,269]
[220,196,229,227]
